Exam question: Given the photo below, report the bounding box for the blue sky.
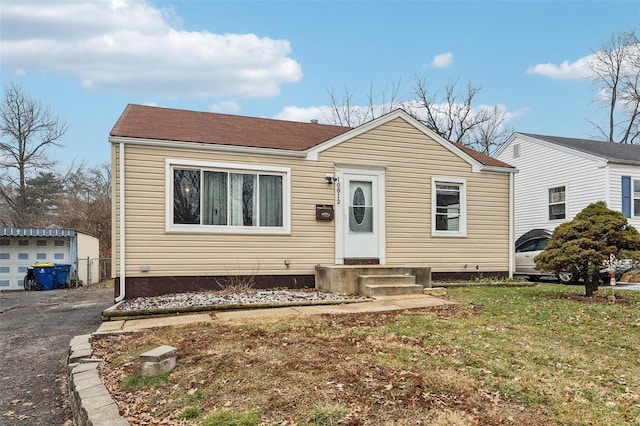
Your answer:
[1,0,638,168]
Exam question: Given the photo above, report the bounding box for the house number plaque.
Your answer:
[336,178,341,205]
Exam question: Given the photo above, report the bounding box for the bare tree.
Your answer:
[412,76,491,143]
[325,77,514,154]
[0,83,69,225]
[56,163,112,257]
[467,105,515,155]
[588,29,640,144]
[326,79,405,127]
[411,76,513,154]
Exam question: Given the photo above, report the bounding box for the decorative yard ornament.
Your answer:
[602,253,621,287]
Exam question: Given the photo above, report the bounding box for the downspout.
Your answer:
[508,171,514,279]
[115,142,126,302]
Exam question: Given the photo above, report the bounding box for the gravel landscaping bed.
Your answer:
[113,289,370,312]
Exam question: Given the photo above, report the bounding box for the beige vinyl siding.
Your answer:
[114,116,510,278]
[114,144,338,277]
[319,117,510,272]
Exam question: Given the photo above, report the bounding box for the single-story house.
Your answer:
[495,133,640,239]
[0,227,100,290]
[110,104,516,300]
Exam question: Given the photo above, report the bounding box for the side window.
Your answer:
[548,186,566,220]
[516,239,538,253]
[536,238,549,251]
[432,178,467,237]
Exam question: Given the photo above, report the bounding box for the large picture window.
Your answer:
[169,161,289,233]
[432,178,466,237]
[548,186,566,220]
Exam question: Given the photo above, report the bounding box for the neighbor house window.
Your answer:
[513,144,521,158]
[432,178,466,237]
[168,160,290,234]
[548,186,566,220]
[18,240,29,246]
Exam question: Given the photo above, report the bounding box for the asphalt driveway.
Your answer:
[0,287,113,425]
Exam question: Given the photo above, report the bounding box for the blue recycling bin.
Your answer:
[54,264,71,288]
[33,263,55,291]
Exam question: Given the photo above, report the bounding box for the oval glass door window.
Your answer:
[353,187,366,224]
[349,181,373,232]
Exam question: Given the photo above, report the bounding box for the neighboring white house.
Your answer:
[0,227,100,290]
[495,133,640,239]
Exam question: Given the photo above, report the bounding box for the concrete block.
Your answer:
[69,348,93,363]
[140,345,177,376]
[82,394,119,411]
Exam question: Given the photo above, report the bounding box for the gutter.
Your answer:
[109,136,307,159]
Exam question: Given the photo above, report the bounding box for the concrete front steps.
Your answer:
[316,265,431,296]
[358,274,424,297]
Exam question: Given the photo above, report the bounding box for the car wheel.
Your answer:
[557,271,576,284]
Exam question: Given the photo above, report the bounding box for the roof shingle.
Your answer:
[520,133,640,166]
[110,104,352,151]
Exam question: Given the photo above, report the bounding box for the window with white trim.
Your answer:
[169,162,289,233]
[634,179,640,217]
[432,178,466,237]
[548,186,566,220]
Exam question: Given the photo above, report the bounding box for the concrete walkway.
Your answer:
[97,294,455,333]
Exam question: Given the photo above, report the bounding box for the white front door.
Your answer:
[339,170,384,261]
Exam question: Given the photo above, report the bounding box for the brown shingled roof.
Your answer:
[110,104,513,169]
[453,142,515,169]
[110,104,352,151]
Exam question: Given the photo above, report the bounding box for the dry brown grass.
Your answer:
[94,309,552,425]
[92,285,640,425]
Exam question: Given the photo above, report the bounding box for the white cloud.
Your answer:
[273,106,333,124]
[0,0,302,99]
[208,101,241,114]
[526,55,593,80]
[429,52,454,68]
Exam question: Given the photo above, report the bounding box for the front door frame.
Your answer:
[335,166,386,265]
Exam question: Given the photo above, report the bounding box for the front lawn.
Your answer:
[93,285,640,425]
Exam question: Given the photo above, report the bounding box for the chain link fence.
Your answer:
[76,257,111,286]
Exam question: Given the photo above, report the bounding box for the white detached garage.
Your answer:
[0,227,100,290]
